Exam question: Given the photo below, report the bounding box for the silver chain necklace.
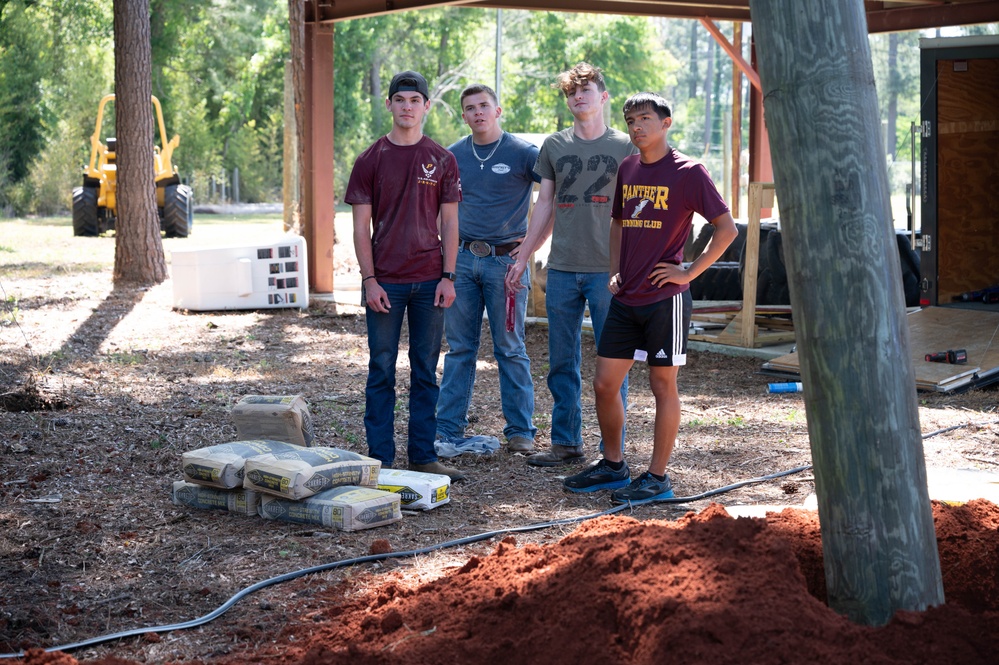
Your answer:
[470,133,503,170]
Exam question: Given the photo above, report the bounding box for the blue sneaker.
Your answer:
[563,459,630,493]
[610,471,675,504]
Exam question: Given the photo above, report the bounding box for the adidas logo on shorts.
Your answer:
[656,349,667,359]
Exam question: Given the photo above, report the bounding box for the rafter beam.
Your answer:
[865,0,999,33]
[699,17,760,92]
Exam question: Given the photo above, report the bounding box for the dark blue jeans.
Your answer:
[437,248,536,442]
[364,279,444,467]
[545,269,627,448]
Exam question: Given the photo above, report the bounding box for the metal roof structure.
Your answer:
[308,1,999,33]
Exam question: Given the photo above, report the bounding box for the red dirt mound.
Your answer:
[15,500,999,665]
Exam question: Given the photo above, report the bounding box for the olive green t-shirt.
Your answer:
[534,127,637,273]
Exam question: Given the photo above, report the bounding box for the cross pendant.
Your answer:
[480,163,484,170]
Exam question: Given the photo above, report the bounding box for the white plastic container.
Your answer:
[171,234,308,311]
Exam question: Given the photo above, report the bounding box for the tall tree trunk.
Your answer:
[886,33,899,157]
[687,21,699,99]
[711,38,724,147]
[369,55,383,131]
[702,37,715,154]
[288,0,306,232]
[750,0,943,626]
[113,0,167,286]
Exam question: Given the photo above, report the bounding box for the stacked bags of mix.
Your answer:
[171,394,450,532]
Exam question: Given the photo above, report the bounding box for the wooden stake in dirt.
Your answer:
[750,0,944,625]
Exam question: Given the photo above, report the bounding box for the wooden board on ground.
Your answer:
[762,306,999,392]
[690,304,796,348]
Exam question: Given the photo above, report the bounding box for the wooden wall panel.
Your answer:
[935,58,999,303]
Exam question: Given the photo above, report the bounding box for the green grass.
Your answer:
[107,351,146,365]
[0,212,286,280]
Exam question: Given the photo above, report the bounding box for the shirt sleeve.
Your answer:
[526,144,542,183]
[684,164,730,221]
[343,150,374,205]
[440,151,463,204]
[534,137,556,181]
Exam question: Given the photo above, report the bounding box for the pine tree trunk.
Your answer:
[112,0,167,285]
[288,0,306,232]
[750,0,944,626]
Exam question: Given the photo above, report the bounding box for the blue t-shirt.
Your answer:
[447,132,540,244]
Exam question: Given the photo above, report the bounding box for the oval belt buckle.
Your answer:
[469,240,491,257]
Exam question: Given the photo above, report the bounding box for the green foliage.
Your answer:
[332,8,487,197]
[503,12,676,134]
[0,2,993,216]
[0,1,50,208]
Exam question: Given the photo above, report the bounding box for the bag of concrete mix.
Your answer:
[258,486,402,532]
[243,447,380,499]
[182,439,299,489]
[231,394,315,447]
[172,480,261,516]
[377,468,450,510]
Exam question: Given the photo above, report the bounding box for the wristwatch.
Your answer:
[442,271,457,281]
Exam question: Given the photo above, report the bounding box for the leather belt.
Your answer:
[460,239,520,257]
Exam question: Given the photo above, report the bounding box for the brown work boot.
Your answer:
[526,444,585,467]
[507,436,535,453]
[408,461,467,482]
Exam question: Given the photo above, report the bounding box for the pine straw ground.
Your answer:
[1,217,997,663]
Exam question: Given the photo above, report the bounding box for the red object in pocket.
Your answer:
[506,290,516,332]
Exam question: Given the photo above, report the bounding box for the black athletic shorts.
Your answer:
[597,290,692,367]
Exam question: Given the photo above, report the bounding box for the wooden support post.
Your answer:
[715,181,776,348]
[740,182,774,347]
[526,180,546,318]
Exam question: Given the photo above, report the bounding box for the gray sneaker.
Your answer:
[563,459,630,493]
[610,471,674,504]
[526,444,585,467]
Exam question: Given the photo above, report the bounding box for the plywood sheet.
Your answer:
[762,307,999,392]
[935,57,999,303]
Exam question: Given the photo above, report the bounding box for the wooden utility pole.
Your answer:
[749,0,944,625]
[112,0,167,285]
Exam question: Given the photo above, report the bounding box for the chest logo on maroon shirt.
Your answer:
[418,162,439,187]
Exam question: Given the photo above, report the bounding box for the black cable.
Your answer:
[0,464,811,659]
[922,419,999,441]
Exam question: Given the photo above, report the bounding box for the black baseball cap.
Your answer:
[388,70,430,102]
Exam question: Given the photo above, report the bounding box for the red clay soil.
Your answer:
[15,500,999,665]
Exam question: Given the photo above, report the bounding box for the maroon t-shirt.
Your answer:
[611,149,730,306]
[344,135,462,283]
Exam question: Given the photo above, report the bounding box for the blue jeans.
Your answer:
[364,279,444,467]
[437,249,536,441]
[545,269,627,448]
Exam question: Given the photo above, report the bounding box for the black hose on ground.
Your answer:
[0,464,812,659]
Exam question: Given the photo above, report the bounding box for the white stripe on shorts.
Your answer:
[670,291,686,366]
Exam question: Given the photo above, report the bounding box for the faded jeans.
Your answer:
[364,279,444,467]
[437,248,536,441]
[545,269,627,448]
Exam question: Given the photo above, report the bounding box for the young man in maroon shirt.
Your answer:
[344,70,465,481]
[563,92,738,502]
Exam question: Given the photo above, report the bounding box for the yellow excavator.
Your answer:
[72,94,193,237]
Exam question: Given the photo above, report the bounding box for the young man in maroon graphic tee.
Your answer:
[344,70,466,481]
[563,91,738,502]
